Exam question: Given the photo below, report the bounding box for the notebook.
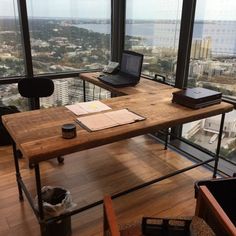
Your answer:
[76,109,145,131]
[98,51,144,87]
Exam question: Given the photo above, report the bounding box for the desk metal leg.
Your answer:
[34,164,46,236]
[164,128,169,150]
[35,164,44,219]
[213,113,225,178]
[12,141,24,201]
[111,92,117,98]
[83,80,86,102]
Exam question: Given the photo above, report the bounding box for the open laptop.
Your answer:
[99,51,144,87]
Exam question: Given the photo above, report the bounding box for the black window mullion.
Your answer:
[175,0,197,89]
[17,0,33,78]
[17,0,38,109]
[171,0,197,138]
[111,0,126,63]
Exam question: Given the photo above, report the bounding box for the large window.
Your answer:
[183,0,236,165]
[0,0,25,78]
[26,0,111,74]
[125,0,183,83]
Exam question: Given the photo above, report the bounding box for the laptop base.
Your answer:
[98,74,138,87]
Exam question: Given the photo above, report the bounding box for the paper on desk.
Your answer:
[65,104,88,115]
[76,109,145,131]
[78,101,111,113]
[105,109,145,125]
[66,101,111,116]
[77,113,118,131]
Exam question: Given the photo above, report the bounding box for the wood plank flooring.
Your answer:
[0,135,212,236]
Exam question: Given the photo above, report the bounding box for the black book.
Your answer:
[172,87,222,109]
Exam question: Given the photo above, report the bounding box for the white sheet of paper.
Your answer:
[66,101,111,116]
[78,101,111,113]
[65,104,88,116]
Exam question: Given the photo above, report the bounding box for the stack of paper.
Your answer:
[76,109,145,131]
[66,101,111,115]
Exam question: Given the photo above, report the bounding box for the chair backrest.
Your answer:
[103,196,120,236]
[103,196,142,236]
[18,78,54,98]
[0,105,19,145]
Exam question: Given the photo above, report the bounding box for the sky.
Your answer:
[0,0,236,20]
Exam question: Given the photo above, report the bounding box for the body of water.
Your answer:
[77,23,178,46]
[76,21,236,55]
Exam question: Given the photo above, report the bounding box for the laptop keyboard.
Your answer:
[111,74,137,81]
[99,73,139,87]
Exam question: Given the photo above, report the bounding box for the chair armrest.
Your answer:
[195,186,236,236]
[103,195,120,236]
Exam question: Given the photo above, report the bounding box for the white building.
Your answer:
[41,80,69,107]
[204,110,236,138]
[182,120,204,139]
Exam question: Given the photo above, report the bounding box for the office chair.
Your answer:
[18,78,64,167]
[103,196,215,236]
[103,196,142,236]
[18,77,54,109]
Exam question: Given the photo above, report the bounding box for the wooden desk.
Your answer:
[80,72,173,96]
[2,73,234,236]
[3,88,232,165]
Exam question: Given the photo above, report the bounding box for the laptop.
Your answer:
[99,51,144,87]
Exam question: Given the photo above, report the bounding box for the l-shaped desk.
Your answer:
[2,72,234,235]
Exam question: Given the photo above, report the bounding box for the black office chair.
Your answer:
[18,77,54,109]
[18,78,64,167]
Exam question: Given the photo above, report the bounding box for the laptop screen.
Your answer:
[120,51,143,77]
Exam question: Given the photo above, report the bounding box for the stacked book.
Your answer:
[172,87,222,109]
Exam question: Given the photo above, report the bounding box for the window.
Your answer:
[26,0,111,74]
[183,0,236,166]
[40,77,111,108]
[0,0,25,77]
[0,84,28,111]
[125,0,183,83]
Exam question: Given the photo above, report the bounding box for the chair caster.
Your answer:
[29,162,34,169]
[57,156,64,164]
[16,149,23,159]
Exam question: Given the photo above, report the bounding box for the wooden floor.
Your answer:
[0,135,213,236]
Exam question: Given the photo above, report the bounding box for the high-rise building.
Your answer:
[191,37,212,59]
[41,80,69,107]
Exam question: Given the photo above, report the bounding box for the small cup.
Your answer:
[62,123,76,139]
